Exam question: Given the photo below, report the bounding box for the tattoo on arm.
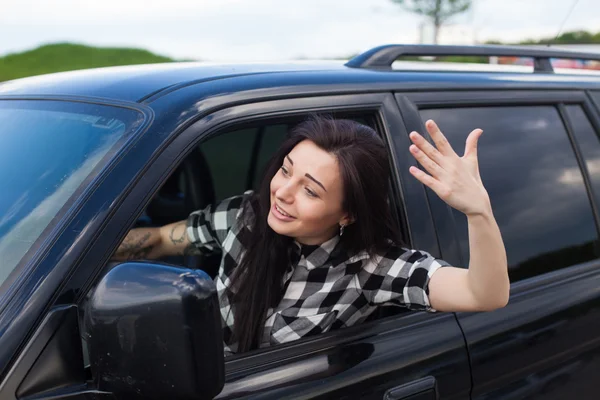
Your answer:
[118,231,154,260]
[169,222,187,245]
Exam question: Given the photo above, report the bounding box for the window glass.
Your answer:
[199,128,258,201]
[420,106,598,281]
[0,100,143,290]
[198,125,290,202]
[253,124,288,188]
[566,105,600,209]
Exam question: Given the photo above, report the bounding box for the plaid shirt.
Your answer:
[186,192,449,355]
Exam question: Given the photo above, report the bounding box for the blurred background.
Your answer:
[1,0,599,82]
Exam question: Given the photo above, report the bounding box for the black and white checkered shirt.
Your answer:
[186,192,449,355]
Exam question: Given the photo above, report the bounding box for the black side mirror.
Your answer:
[83,262,224,400]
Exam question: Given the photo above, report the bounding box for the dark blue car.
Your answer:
[1,45,600,399]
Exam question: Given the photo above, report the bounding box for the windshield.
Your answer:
[0,100,145,290]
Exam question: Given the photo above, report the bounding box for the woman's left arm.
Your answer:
[408,120,509,312]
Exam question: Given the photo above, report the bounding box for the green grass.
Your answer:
[0,42,175,82]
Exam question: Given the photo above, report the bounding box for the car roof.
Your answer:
[1,59,600,103]
[0,61,347,102]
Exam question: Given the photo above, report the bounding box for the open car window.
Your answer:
[100,111,410,362]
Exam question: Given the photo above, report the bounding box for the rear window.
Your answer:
[0,100,145,290]
[419,106,598,282]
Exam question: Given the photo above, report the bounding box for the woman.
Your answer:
[114,116,509,355]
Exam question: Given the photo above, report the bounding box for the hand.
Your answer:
[408,120,491,217]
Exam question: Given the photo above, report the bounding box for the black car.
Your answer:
[1,45,600,400]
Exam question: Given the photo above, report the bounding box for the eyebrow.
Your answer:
[306,174,327,192]
[285,155,327,192]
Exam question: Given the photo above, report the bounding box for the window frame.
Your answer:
[395,89,600,290]
[589,91,600,116]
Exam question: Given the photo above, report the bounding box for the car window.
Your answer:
[194,113,410,356]
[420,106,598,282]
[565,105,600,209]
[0,100,144,291]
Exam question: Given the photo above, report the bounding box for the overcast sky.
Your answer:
[1,0,599,61]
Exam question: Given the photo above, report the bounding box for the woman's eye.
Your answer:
[305,187,317,198]
[280,166,289,176]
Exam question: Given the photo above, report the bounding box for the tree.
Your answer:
[391,0,472,44]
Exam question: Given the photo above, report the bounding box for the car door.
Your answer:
[159,92,472,399]
[396,90,600,400]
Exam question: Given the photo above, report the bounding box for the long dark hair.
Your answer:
[228,115,402,352]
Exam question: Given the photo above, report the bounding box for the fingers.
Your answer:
[464,129,483,159]
[409,144,444,178]
[409,131,445,166]
[425,120,458,157]
[409,166,449,199]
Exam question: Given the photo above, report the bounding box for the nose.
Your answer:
[275,179,295,204]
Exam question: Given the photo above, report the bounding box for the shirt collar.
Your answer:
[292,235,341,270]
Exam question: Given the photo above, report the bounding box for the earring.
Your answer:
[339,223,346,237]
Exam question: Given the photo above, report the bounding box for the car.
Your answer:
[1,44,600,400]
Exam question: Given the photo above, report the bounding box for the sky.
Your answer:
[1,0,599,61]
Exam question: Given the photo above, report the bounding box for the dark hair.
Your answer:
[228,115,402,352]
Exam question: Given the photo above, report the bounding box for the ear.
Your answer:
[339,214,355,227]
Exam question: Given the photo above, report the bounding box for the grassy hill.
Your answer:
[0,43,175,82]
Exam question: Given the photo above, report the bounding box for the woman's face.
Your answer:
[268,140,350,245]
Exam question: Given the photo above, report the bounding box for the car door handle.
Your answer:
[383,376,438,400]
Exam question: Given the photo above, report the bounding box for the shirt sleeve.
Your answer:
[186,191,252,254]
[367,246,450,312]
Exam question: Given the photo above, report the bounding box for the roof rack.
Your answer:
[345,44,600,73]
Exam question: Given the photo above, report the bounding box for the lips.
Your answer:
[275,204,293,218]
[271,203,296,221]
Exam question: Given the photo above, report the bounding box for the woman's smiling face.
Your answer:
[268,140,351,245]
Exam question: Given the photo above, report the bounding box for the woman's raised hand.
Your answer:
[408,120,491,217]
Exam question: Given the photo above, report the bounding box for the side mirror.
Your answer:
[83,262,224,400]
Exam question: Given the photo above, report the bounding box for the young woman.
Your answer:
[114,116,509,355]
